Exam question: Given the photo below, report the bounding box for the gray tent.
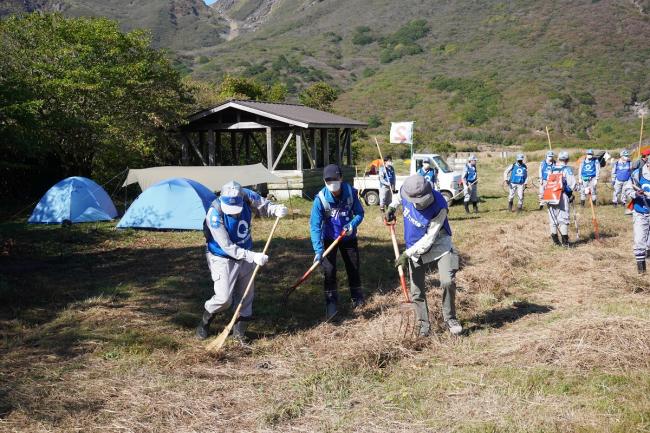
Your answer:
[122,164,285,192]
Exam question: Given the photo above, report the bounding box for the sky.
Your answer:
[203,0,218,4]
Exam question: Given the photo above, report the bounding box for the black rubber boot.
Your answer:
[561,234,570,248]
[464,202,470,214]
[350,287,365,309]
[508,201,513,212]
[638,260,647,275]
[517,205,523,213]
[551,234,561,246]
[580,200,585,208]
[325,301,338,321]
[472,202,479,214]
[196,309,216,340]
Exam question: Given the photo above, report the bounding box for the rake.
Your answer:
[206,216,282,353]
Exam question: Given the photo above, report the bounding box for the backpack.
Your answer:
[543,173,564,205]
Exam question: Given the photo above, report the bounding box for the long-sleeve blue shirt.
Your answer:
[310,183,364,254]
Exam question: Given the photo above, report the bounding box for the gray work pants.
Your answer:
[580,178,598,202]
[204,252,256,317]
[408,251,459,336]
[464,183,478,203]
[612,180,625,205]
[379,185,393,208]
[633,211,650,262]
[508,183,525,208]
[548,193,571,236]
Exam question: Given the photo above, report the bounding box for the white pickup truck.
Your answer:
[354,153,463,206]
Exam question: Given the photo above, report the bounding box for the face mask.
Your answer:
[386,161,392,167]
[586,155,593,160]
[547,157,553,162]
[326,181,341,192]
[422,163,430,170]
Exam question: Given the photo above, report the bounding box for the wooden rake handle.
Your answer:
[385,219,411,303]
[588,193,600,241]
[206,215,282,353]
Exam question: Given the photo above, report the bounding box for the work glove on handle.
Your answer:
[251,252,269,267]
[343,224,354,236]
[385,207,396,223]
[395,251,409,269]
[274,205,289,218]
[314,252,323,263]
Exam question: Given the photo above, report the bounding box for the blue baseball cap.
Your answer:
[219,180,244,215]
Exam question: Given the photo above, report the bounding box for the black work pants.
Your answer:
[321,237,362,304]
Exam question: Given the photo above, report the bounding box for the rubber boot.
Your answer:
[325,301,338,321]
[464,202,470,214]
[196,309,216,340]
[350,287,365,309]
[580,199,585,208]
[638,260,647,275]
[561,234,570,248]
[380,205,385,213]
[517,204,523,213]
[508,201,513,212]
[472,202,479,214]
[551,234,561,246]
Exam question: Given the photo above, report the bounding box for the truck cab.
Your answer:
[353,153,462,206]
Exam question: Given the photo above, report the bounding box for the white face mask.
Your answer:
[586,155,593,160]
[422,163,430,170]
[326,181,341,192]
[386,161,392,167]
[547,157,553,162]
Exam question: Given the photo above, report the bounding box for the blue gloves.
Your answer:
[314,251,323,263]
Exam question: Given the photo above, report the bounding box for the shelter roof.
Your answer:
[186,100,367,129]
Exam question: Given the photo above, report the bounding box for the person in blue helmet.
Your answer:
[462,154,479,214]
[503,153,528,212]
[310,164,365,320]
[612,150,632,207]
[580,149,600,207]
[378,155,396,212]
[417,157,438,190]
[385,175,462,336]
[624,149,650,274]
[538,151,555,210]
[196,181,288,341]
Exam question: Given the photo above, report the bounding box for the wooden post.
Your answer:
[244,133,251,164]
[321,128,329,165]
[266,127,274,170]
[207,129,215,166]
[310,129,317,167]
[231,131,238,164]
[216,131,222,165]
[296,129,303,170]
[345,128,352,166]
[334,128,341,165]
[181,133,189,165]
[199,131,207,162]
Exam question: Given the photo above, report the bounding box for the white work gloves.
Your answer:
[247,251,269,266]
[274,205,289,218]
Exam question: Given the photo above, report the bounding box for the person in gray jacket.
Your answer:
[196,181,288,341]
[385,175,462,337]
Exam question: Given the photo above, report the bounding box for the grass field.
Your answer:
[1,152,649,432]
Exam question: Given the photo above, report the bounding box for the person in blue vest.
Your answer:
[547,151,577,247]
[503,153,528,212]
[310,164,365,320]
[579,149,600,207]
[538,151,555,210]
[462,155,479,214]
[378,155,397,212]
[417,157,438,190]
[385,175,462,336]
[612,150,632,207]
[623,156,650,274]
[196,181,288,341]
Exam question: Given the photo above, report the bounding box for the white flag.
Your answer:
[390,122,414,144]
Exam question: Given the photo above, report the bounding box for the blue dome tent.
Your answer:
[28,177,118,224]
[117,178,216,230]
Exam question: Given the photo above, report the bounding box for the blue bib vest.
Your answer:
[581,158,597,180]
[417,168,436,185]
[401,190,452,249]
[510,163,527,184]
[540,160,554,181]
[318,183,357,240]
[382,166,396,185]
[465,164,477,183]
[204,200,253,258]
[632,169,650,214]
[615,160,632,182]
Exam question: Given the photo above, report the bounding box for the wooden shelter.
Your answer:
[179,100,367,198]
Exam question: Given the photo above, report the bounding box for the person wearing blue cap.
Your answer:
[310,164,365,320]
[378,155,396,212]
[417,157,438,190]
[612,150,632,207]
[503,153,528,212]
[579,149,600,207]
[538,151,555,209]
[196,181,288,341]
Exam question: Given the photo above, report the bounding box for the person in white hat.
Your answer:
[579,149,600,207]
[538,151,555,209]
[547,151,577,247]
[503,153,528,212]
[611,150,632,207]
[623,156,650,274]
[462,155,479,214]
[196,181,288,341]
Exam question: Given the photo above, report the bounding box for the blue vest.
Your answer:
[550,165,574,194]
[632,169,650,214]
[510,163,527,184]
[204,200,253,258]
[614,160,632,182]
[401,190,452,249]
[540,160,554,181]
[318,183,357,240]
[581,158,597,180]
[465,164,477,182]
[381,166,396,185]
[417,167,436,185]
